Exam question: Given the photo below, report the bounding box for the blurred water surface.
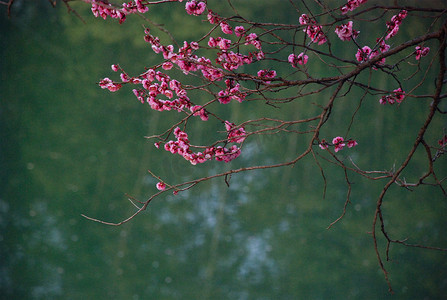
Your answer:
[1,1,446,299]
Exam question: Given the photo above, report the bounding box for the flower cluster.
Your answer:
[340,0,368,14]
[218,79,246,104]
[99,77,122,92]
[334,21,359,41]
[185,0,206,16]
[257,69,277,84]
[379,88,406,105]
[385,10,407,40]
[162,126,243,165]
[90,0,148,24]
[288,52,308,67]
[225,121,246,143]
[415,46,430,60]
[299,14,327,45]
[319,137,358,152]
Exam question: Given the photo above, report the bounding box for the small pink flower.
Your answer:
[319,139,329,150]
[332,136,345,152]
[288,52,308,67]
[355,46,371,62]
[220,22,233,34]
[334,21,359,41]
[162,61,173,70]
[111,64,119,72]
[257,69,276,84]
[245,33,262,50]
[234,26,245,37]
[379,88,405,105]
[340,0,368,14]
[207,9,220,24]
[415,46,430,60]
[185,0,206,16]
[347,140,358,148]
[385,10,407,40]
[190,41,199,50]
[156,182,166,191]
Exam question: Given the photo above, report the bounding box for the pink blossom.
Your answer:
[257,69,276,84]
[377,39,390,53]
[234,26,245,37]
[135,0,148,13]
[225,121,246,143]
[299,14,327,45]
[99,77,122,92]
[162,61,174,70]
[190,105,209,121]
[355,46,371,62]
[379,88,406,105]
[319,139,329,150]
[190,41,199,50]
[207,9,220,24]
[415,46,430,60]
[156,182,166,191]
[385,10,407,40]
[185,0,206,16]
[334,21,359,41]
[299,14,311,25]
[163,127,242,164]
[332,136,345,152]
[220,22,233,34]
[340,0,368,14]
[347,140,358,148]
[111,64,119,72]
[245,33,262,50]
[218,90,231,104]
[288,52,308,67]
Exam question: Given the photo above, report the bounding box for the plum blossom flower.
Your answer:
[347,140,358,148]
[225,121,246,143]
[332,136,346,152]
[190,105,209,121]
[234,26,245,37]
[319,139,329,150]
[111,64,119,72]
[319,137,357,151]
[99,77,122,92]
[163,127,242,164]
[185,0,206,16]
[299,14,327,45]
[156,182,166,191]
[415,46,430,60]
[340,0,368,14]
[379,88,406,105]
[257,69,276,84]
[162,62,174,70]
[220,22,233,34]
[288,52,308,67]
[355,46,372,62]
[245,33,262,50]
[334,21,359,41]
[385,10,407,40]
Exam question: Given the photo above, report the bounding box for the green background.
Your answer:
[1,1,446,299]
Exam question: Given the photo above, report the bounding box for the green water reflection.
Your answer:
[1,1,446,299]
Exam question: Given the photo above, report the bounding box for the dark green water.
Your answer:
[1,1,446,299]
